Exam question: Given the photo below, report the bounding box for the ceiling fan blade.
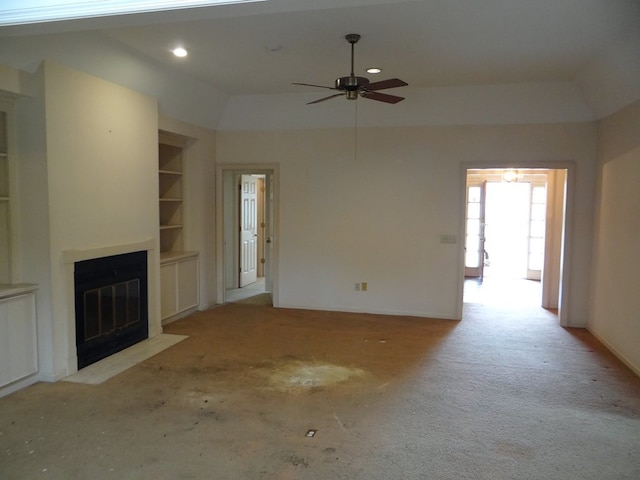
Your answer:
[365,78,408,91]
[307,93,345,105]
[360,91,405,104]
[293,82,338,90]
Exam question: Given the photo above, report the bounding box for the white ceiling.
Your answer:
[3,0,638,97]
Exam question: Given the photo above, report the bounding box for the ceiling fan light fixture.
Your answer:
[367,67,382,74]
[502,169,521,183]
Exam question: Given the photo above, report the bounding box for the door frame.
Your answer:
[216,163,279,306]
[458,161,575,327]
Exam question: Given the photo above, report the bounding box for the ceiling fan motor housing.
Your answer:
[335,76,369,91]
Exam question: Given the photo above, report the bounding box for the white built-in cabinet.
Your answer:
[160,253,199,322]
[0,99,39,392]
[0,104,12,283]
[0,288,38,388]
[158,131,199,324]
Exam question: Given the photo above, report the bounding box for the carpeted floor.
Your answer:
[231,292,273,305]
[1,302,639,479]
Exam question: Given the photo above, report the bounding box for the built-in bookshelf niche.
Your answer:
[157,130,200,324]
[158,137,185,253]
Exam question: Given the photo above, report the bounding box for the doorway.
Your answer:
[216,165,278,305]
[463,168,568,318]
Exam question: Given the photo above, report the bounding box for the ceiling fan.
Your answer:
[294,33,408,105]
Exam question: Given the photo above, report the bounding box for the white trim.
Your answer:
[215,163,279,307]
[62,238,156,264]
[0,372,39,399]
[460,161,576,327]
[275,303,459,321]
[588,327,640,378]
[0,0,265,26]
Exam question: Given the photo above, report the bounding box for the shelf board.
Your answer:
[159,198,182,202]
[159,169,182,175]
[160,251,199,264]
[160,224,183,230]
[0,196,9,201]
[0,283,38,300]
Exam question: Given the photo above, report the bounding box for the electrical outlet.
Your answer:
[355,283,361,291]
[440,234,457,244]
[361,282,368,292]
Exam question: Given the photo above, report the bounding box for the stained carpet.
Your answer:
[1,302,639,479]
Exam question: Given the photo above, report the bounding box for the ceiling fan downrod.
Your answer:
[338,33,368,100]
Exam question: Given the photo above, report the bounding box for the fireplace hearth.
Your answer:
[74,251,148,369]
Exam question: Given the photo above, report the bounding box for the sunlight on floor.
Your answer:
[464,276,542,307]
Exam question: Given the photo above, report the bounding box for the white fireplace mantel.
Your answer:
[62,239,156,264]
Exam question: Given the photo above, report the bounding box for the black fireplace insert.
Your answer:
[74,250,148,369]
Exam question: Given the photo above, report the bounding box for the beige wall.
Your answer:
[9,56,630,383]
[218,122,596,323]
[14,65,54,379]
[589,101,640,375]
[17,62,160,380]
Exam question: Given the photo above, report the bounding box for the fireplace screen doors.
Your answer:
[74,251,148,369]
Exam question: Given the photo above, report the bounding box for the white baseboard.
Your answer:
[588,327,640,377]
[0,373,39,399]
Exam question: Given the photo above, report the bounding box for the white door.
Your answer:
[526,182,547,280]
[464,181,486,278]
[239,175,258,287]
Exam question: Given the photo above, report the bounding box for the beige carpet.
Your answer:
[230,292,273,305]
[1,302,639,479]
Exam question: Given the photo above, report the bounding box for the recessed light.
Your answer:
[172,47,188,58]
[367,67,382,74]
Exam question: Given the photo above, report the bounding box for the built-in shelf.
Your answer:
[0,100,39,396]
[0,289,38,389]
[160,250,199,264]
[159,139,185,253]
[0,283,38,300]
[158,131,199,325]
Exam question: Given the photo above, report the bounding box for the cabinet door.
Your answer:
[0,300,11,386]
[160,262,178,320]
[177,257,199,312]
[0,293,37,387]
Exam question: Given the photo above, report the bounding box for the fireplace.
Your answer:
[74,251,148,369]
